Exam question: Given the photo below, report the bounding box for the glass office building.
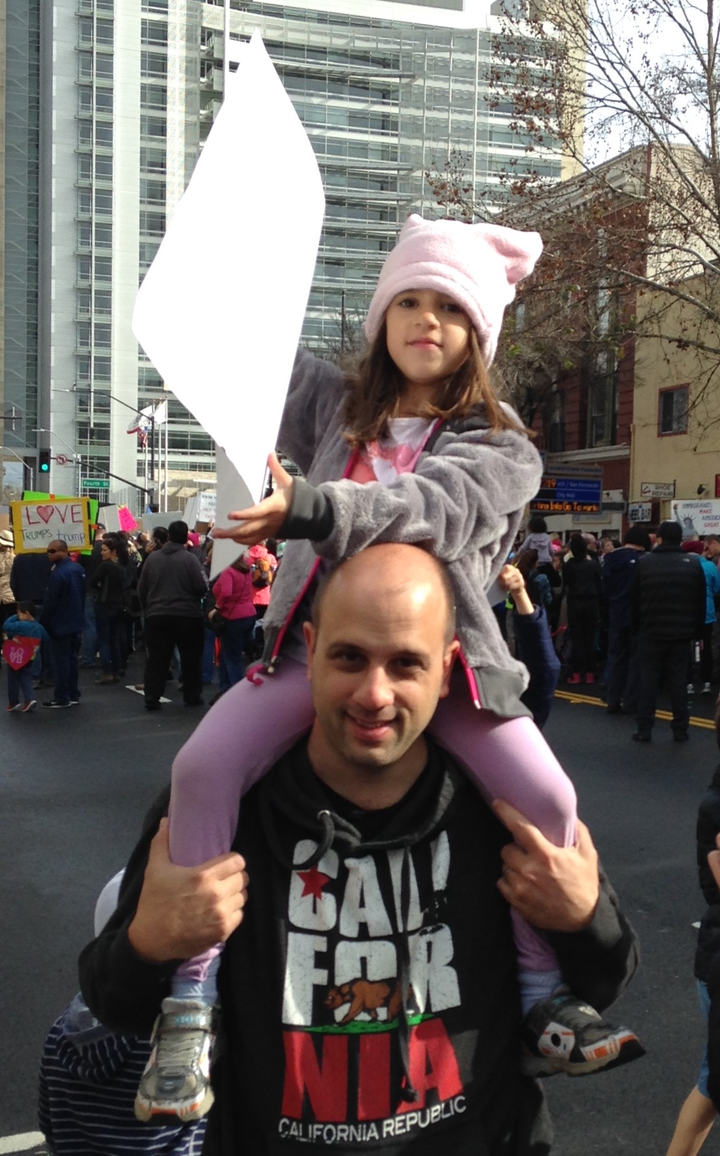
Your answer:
[1,0,562,506]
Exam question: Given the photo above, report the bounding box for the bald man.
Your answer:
[80,545,638,1154]
[40,539,86,708]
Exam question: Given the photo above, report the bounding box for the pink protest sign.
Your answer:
[2,637,39,670]
[118,506,138,532]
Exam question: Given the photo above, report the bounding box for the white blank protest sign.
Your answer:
[133,33,325,530]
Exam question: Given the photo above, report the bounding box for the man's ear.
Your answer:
[438,639,460,699]
[303,620,316,680]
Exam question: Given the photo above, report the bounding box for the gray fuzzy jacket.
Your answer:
[262,348,543,718]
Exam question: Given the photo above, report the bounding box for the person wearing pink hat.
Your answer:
[133,215,641,1122]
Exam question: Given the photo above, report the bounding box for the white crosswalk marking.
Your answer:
[0,1136,46,1155]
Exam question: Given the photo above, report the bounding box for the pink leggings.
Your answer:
[170,660,576,981]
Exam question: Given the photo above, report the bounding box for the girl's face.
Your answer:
[385,289,472,389]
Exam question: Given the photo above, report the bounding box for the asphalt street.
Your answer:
[1,655,719,1154]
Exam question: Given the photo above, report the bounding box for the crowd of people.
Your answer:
[3,212,720,1156]
[0,522,282,714]
[506,517,720,744]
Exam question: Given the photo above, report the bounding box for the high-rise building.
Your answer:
[1,0,563,508]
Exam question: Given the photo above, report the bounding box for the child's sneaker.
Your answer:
[520,990,644,1077]
[135,998,215,1122]
[6,703,21,712]
[22,699,37,712]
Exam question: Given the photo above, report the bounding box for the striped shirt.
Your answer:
[39,997,207,1155]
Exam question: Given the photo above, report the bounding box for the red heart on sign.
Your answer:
[36,505,55,524]
[2,637,39,670]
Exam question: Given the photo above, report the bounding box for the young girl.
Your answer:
[136,215,642,1121]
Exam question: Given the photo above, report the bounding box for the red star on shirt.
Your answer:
[297,865,330,901]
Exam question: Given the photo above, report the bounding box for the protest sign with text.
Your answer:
[11,498,92,553]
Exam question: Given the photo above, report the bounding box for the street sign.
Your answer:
[81,478,109,490]
[530,474,603,514]
[628,502,652,523]
[640,481,675,499]
[55,453,69,466]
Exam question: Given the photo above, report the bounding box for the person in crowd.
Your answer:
[10,543,54,687]
[583,533,600,560]
[89,533,129,685]
[125,217,641,1119]
[0,528,17,629]
[136,527,169,581]
[79,526,106,669]
[137,520,207,712]
[210,555,256,696]
[186,531,202,560]
[664,696,720,1156]
[40,540,86,709]
[599,536,617,560]
[705,538,720,683]
[2,600,49,713]
[692,551,720,696]
[515,549,552,615]
[517,516,562,611]
[245,539,277,661]
[39,871,206,1156]
[79,545,641,1147]
[200,538,218,691]
[601,526,651,714]
[632,520,706,743]
[562,535,602,685]
[516,515,554,569]
[498,562,560,730]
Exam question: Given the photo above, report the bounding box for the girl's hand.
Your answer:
[212,453,294,546]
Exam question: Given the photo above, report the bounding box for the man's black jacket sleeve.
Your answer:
[78,786,178,1036]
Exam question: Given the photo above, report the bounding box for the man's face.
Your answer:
[304,562,457,777]
[705,539,720,560]
[47,542,65,563]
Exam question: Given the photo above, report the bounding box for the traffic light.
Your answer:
[38,449,51,474]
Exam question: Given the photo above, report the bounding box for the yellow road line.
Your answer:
[554,689,716,729]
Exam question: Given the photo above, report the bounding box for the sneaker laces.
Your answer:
[545,998,609,1036]
[155,1022,209,1076]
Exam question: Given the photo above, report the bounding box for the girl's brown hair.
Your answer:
[341,320,527,448]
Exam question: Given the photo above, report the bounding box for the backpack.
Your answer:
[251,557,274,590]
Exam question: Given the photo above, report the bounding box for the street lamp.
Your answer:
[54,385,164,506]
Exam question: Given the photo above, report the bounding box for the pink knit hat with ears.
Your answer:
[364,214,543,366]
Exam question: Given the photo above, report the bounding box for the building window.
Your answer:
[658,385,689,435]
[583,349,618,448]
[544,389,565,453]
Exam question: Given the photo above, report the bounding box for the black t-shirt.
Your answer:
[207,742,545,1155]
